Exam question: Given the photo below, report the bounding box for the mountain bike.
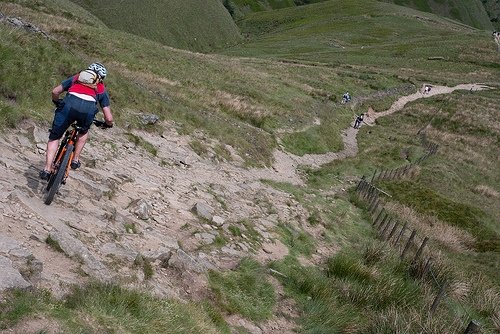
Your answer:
[43,119,110,205]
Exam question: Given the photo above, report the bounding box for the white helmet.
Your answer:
[88,62,107,80]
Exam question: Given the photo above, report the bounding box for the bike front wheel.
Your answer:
[44,144,73,205]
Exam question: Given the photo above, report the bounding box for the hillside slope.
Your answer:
[381,0,493,30]
[68,0,242,51]
[0,0,498,332]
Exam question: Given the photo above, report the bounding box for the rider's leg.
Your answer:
[72,132,89,163]
[44,139,59,172]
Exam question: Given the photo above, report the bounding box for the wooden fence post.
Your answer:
[360,180,369,197]
[386,221,399,242]
[421,257,432,279]
[463,320,481,334]
[377,213,389,230]
[380,218,392,238]
[355,176,365,191]
[412,237,429,263]
[373,208,385,226]
[401,230,417,258]
[369,198,380,215]
[363,184,373,200]
[396,167,403,178]
[404,164,410,176]
[368,189,379,207]
[394,222,408,245]
[369,187,378,202]
[430,281,447,315]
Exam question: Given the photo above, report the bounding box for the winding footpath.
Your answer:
[249,83,492,185]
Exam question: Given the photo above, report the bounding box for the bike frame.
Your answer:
[52,125,81,183]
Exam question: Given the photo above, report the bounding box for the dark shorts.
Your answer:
[49,94,98,140]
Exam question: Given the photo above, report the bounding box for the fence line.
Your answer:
[355,177,481,333]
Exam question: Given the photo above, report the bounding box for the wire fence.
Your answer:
[354,135,482,334]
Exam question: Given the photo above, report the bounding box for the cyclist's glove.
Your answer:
[52,99,64,109]
[94,120,113,129]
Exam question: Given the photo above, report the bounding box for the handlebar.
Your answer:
[93,119,113,129]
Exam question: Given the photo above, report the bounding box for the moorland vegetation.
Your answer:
[0,0,498,332]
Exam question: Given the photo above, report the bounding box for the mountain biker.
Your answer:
[353,113,364,129]
[39,62,113,180]
[342,91,351,103]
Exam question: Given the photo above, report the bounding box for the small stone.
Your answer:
[212,215,225,227]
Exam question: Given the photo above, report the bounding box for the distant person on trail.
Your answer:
[353,113,364,129]
[39,62,113,180]
[423,85,431,94]
[342,91,351,104]
[493,31,500,52]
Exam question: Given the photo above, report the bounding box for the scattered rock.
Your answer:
[0,234,43,284]
[0,256,31,291]
[101,243,139,262]
[49,231,111,281]
[140,113,160,125]
[195,232,216,244]
[212,215,225,227]
[16,135,32,148]
[143,248,172,264]
[191,202,213,221]
[131,199,152,220]
[167,249,214,273]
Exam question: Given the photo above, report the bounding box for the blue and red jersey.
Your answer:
[61,74,110,108]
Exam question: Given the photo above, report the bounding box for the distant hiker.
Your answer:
[423,85,431,94]
[353,113,364,129]
[493,31,500,52]
[39,62,113,180]
[342,91,351,104]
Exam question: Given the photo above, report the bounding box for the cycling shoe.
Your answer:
[39,170,50,180]
[70,160,81,170]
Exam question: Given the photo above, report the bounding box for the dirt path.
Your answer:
[249,83,491,185]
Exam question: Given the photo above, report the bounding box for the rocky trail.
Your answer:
[0,82,490,333]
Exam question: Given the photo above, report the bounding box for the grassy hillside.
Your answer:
[226,0,494,30]
[0,0,499,332]
[381,0,494,30]
[483,0,500,30]
[224,0,327,19]
[225,0,498,85]
[68,0,242,51]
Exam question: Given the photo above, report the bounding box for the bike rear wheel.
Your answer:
[44,144,73,205]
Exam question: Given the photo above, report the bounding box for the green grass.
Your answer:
[270,239,499,333]
[269,249,431,333]
[225,0,498,85]
[0,283,227,333]
[208,258,276,321]
[276,222,315,256]
[0,289,53,329]
[382,179,498,251]
[381,0,493,30]
[67,0,241,51]
[3,0,497,166]
[1,0,499,332]
[262,179,374,246]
